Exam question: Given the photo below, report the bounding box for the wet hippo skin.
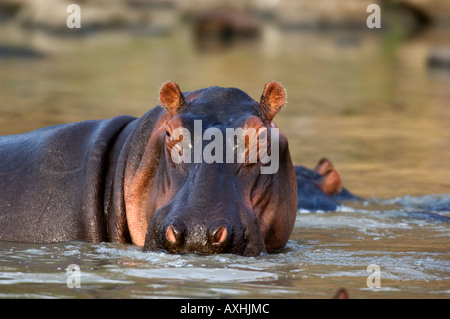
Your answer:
[0,82,299,256]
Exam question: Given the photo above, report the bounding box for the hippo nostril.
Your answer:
[165,222,186,246]
[212,226,228,245]
[166,225,177,244]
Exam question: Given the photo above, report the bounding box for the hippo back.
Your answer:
[0,116,134,243]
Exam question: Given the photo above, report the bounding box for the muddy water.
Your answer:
[0,26,449,298]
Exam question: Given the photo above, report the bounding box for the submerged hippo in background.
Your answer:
[295,158,361,212]
[0,81,298,256]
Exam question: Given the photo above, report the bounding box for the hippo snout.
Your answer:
[162,219,233,254]
[143,206,267,256]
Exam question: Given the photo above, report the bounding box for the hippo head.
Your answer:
[123,82,297,256]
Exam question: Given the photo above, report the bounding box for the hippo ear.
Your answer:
[160,81,185,116]
[259,81,286,122]
[314,158,342,195]
[319,169,342,195]
[314,158,334,176]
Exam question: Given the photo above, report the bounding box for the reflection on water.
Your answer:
[0,21,450,298]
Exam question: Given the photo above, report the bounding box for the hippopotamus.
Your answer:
[0,81,298,256]
[295,158,361,212]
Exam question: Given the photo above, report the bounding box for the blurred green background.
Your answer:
[1,0,450,199]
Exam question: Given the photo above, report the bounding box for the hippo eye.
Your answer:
[165,130,181,154]
[238,126,271,165]
[165,127,191,163]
